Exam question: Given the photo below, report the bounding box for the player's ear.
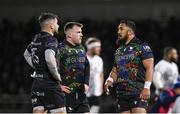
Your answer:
[49,23,54,30]
[66,30,72,38]
[127,29,133,35]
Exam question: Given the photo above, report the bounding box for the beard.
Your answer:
[170,57,178,63]
[53,29,59,34]
[92,51,100,56]
[118,34,128,44]
[74,40,81,46]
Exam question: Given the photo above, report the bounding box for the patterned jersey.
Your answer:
[27,31,60,90]
[114,37,154,95]
[57,40,90,93]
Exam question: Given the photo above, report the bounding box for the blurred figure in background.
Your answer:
[153,47,179,96]
[171,84,180,113]
[150,82,180,113]
[85,37,104,113]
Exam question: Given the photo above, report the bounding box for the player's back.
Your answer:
[28,31,59,90]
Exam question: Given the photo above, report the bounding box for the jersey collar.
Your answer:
[125,36,137,46]
[40,31,52,36]
[64,40,79,48]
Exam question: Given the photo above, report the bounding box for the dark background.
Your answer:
[0,0,180,112]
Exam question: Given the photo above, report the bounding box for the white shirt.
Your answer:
[171,96,180,113]
[153,60,179,94]
[87,55,103,97]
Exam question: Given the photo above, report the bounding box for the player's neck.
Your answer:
[163,57,172,63]
[66,38,76,46]
[41,29,54,36]
[125,35,135,45]
[87,51,94,58]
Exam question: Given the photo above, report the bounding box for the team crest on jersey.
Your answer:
[143,45,151,51]
[129,46,134,51]
[32,98,37,103]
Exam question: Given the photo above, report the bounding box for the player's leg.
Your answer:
[31,88,46,113]
[76,97,90,113]
[131,107,146,113]
[33,106,45,113]
[129,95,148,113]
[117,95,131,113]
[45,89,66,113]
[65,93,77,113]
[88,96,101,113]
[49,107,66,114]
[87,96,94,107]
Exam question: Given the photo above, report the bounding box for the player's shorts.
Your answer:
[31,88,66,112]
[117,94,148,112]
[88,96,101,106]
[66,92,90,113]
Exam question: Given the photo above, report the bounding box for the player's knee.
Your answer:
[120,111,131,114]
[33,106,45,113]
[49,107,66,113]
[131,107,146,113]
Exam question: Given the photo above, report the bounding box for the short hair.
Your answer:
[85,37,101,46]
[38,12,58,27]
[163,47,175,55]
[120,20,136,33]
[64,22,83,32]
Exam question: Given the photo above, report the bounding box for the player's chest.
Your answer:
[165,64,178,76]
[62,48,86,64]
[89,59,101,72]
[115,45,141,63]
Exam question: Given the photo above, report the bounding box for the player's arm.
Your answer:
[104,66,118,93]
[140,43,154,100]
[46,50,71,93]
[84,57,90,93]
[45,49,61,81]
[24,44,34,68]
[100,72,104,93]
[143,58,154,83]
[140,58,154,100]
[45,38,61,81]
[99,58,104,93]
[107,66,118,82]
[153,70,164,90]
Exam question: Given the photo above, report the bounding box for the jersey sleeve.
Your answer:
[140,43,154,60]
[57,43,64,59]
[113,54,118,68]
[46,37,58,54]
[154,63,167,74]
[98,57,103,73]
[84,57,90,85]
[26,43,32,53]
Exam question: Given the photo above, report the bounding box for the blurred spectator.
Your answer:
[153,47,179,96]
[171,95,180,113]
[150,82,180,113]
[86,37,104,113]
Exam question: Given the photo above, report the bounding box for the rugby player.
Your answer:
[58,22,90,113]
[105,20,154,113]
[86,37,104,113]
[24,12,66,113]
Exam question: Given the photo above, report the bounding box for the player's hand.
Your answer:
[84,84,89,94]
[139,88,150,101]
[104,80,113,93]
[60,85,71,94]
